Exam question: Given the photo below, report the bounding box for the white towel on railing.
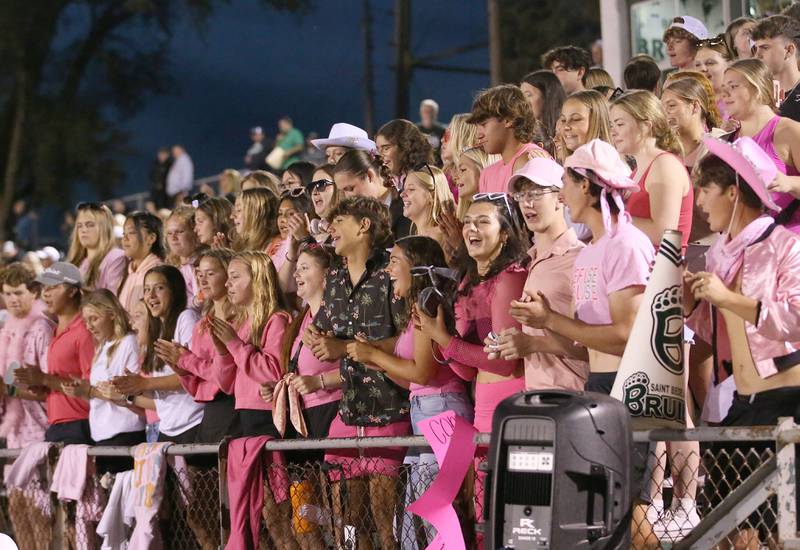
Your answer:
[4,441,51,488]
[50,444,90,500]
[96,470,135,550]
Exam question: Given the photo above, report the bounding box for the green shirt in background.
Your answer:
[277,127,304,169]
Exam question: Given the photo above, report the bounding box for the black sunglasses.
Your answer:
[76,201,105,211]
[306,179,335,193]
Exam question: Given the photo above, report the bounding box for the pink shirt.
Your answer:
[478,143,545,193]
[0,303,53,448]
[290,312,342,408]
[47,315,95,425]
[177,319,225,402]
[572,222,654,325]
[179,258,198,303]
[522,230,589,392]
[395,322,465,397]
[442,265,527,380]
[80,248,127,293]
[750,116,800,232]
[118,253,163,314]
[215,312,291,410]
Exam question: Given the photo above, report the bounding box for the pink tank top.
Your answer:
[627,152,694,250]
[478,143,545,193]
[750,116,800,232]
[394,322,465,398]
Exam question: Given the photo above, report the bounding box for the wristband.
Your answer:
[319,374,327,390]
[125,394,136,406]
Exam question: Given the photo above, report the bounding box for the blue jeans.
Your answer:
[400,392,474,550]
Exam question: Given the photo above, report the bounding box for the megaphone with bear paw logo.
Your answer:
[611,229,687,429]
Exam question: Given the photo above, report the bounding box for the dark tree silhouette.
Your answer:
[0,0,309,240]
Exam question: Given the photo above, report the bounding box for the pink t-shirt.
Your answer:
[291,311,342,408]
[478,143,546,193]
[394,322,465,398]
[572,222,654,325]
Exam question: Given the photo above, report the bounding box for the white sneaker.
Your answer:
[653,505,701,541]
[646,499,664,526]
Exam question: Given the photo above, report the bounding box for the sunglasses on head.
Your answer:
[306,179,334,193]
[281,188,306,199]
[76,201,105,211]
[183,193,208,208]
[609,87,625,101]
[472,192,515,217]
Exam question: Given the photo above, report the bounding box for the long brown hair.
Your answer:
[278,243,333,370]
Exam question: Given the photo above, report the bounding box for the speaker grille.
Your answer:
[502,472,552,506]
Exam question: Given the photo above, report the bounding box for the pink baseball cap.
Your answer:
[702,135,781,212]
[563,139,638,192]
[507,158,565,191]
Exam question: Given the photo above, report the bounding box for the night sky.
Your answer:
[118,0,491,197]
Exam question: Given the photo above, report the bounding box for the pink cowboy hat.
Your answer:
[702,135,782,212]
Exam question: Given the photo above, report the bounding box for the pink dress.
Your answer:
[750,116,800,232]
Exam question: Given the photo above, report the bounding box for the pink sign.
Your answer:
[407,411,477,550]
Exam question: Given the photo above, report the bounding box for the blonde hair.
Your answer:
[455,146,501,220]
[446,114,478,169]
[67,205,118,290]
[233,188,279,252]
[726,58,777,111]
[584,68,615,89]
[219,169,242,195]
[611,90,683,156]
[240,170,281,196]
[562,90,612,152]
[406,165,455,228]
[81,288,132,360]
[662,76,723,129]
[165,206,199,267]
[231,251,284,348]
[197,248,240,322]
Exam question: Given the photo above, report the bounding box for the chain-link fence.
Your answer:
[1,424,798,549]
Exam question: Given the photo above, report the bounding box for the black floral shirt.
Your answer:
[314,249,410,426]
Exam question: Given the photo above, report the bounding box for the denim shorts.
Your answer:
[409,392,474,456]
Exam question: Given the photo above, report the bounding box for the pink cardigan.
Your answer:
[177,319,225,402]
[214,312,291,410]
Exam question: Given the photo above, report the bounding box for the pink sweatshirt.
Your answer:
[80,247,127,293]
[177,319,225,402]
[215,312,291,410]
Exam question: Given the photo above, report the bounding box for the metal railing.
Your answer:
[1,423,798,549]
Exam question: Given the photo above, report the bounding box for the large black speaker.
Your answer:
[484,391,632,550]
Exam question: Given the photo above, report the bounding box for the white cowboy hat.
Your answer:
[311,123,376,152]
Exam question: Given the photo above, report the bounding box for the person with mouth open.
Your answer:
[663,15,709,71]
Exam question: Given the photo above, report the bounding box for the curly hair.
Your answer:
[375,119,435,177]
[328,196,393,250]
[541,46,592,76]
[467,84,537,144]
[0,262,39,291]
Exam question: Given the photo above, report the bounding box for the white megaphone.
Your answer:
[611,229,687,429]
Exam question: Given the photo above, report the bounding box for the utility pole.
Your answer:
[487,0,502,85]
[393,0,412,119]
[362,0,375,134]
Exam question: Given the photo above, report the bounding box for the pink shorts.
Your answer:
[323,415,411,481]
[473,377,525,433]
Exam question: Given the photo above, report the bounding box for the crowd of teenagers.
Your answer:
[3,8,800,549]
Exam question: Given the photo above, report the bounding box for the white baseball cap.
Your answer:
[665,15,709,41]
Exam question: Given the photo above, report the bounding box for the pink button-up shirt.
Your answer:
[521,229,589,391]
[118,253,163,314]
[80,247,127,293]
[688,223,800,379]
[0,302,53,448]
